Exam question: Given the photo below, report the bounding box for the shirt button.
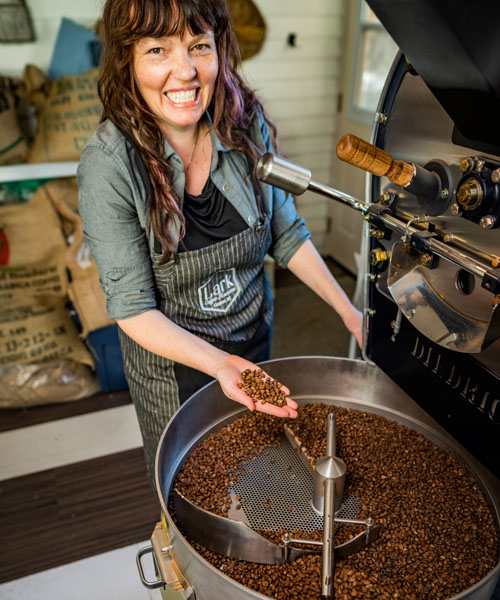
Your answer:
[222,184,229,192]
[247,215,255,223]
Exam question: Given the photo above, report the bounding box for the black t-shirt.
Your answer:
[179,178,248,252]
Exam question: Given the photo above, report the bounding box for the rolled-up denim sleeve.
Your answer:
[257,115,311,267]
[77,144,157,320]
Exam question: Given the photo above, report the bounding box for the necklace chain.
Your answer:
[185,125,200,173]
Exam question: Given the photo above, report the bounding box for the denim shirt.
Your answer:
[77,112,310,320]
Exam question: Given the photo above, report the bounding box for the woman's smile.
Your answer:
[165,88,199,105]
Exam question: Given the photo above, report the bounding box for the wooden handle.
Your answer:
[336,133,415,187]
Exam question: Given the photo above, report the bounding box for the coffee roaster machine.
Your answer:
[137,1,500,598]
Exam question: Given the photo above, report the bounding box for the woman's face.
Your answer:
[133,29,218,136]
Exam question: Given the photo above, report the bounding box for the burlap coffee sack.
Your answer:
[0,75,28,165]
[0,185,68,306]
[43,177,114,336]
[0,296,94,368]
[26,67,102,163]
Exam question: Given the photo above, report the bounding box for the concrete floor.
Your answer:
[271,257,357,360]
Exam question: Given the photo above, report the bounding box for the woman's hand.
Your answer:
[215,354,298,418]
[344,306,363,348]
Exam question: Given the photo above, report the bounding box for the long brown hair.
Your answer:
[98,0,277,263]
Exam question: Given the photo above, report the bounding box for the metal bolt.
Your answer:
[450,203,462,216]
[475,158,485,171]
[378,113,388,125]
[491,168,500,183]
[370,228,384,239]
[443,233,454,243]
[480,215,495,229]
[440,188,449,199]
[402,241,412,253]
[420,253,432,267]
[390,320,396,329]
[380,191,391,205]
[366,309,376,317]
[366,273,377,282]
[460,158,474,172]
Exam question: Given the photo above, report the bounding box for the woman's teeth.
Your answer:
[166,89,197,103]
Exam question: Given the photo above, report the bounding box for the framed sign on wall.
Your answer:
[0,0,35,43]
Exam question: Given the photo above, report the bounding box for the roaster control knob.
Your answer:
[457,178,484,211]
[369,248,388,268]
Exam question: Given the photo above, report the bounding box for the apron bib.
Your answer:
[119,219,273,480]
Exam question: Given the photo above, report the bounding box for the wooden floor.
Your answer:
[0,446,159,583]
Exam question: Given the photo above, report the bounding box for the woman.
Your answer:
[78,0,362,483]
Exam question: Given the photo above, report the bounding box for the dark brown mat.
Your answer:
[0,448,159,583]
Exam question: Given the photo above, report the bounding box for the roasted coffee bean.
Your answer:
[173,404,498,599]
[238,368,288,407]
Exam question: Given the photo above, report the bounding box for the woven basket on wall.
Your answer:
[226,0,266,61]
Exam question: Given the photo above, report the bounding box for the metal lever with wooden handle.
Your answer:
[336,133,443,201]
[256,152,368,214]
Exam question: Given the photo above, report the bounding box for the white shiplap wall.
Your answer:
[246,0,345,250]
[0,0,345,250]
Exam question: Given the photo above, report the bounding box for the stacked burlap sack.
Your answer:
[0,179,113,407]
[0,28,110,407]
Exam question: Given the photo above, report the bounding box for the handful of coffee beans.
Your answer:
[238,369,287,407]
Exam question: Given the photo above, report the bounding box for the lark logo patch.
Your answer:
[198,269,241,313]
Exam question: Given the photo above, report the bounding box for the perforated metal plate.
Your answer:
[229,435,360,533]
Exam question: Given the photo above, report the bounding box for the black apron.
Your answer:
[118,217,273,483]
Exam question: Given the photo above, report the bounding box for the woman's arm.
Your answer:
[117,309,298,418]
[286,240,363,347]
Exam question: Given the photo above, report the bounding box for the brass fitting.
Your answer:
[460,157,474,172]
[475,158,485,172]
[380,192,391,205]
[369,248,388,268]
[419,253,432,267]
[457,179,483,211]
[370,228,385,239]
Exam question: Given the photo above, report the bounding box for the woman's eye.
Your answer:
[192,43,209,52]
[149,47,162,55]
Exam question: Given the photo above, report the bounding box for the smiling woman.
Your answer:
[132,31,218,138]
[77,0,362,485]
